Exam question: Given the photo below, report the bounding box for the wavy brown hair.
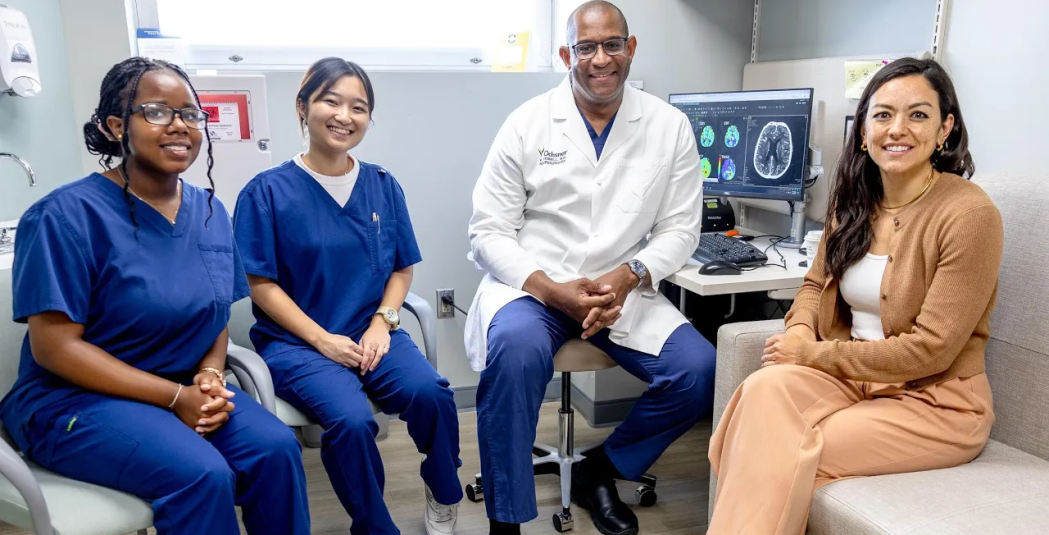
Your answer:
[825,57,974,279]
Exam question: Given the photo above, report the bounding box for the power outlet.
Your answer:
[436,289,455,319]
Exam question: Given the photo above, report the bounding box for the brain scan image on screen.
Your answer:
[700,125,715,148]
[720,157,736,181]
[724,125,740,148]
[699,156,711,179]
[753,121,793,179]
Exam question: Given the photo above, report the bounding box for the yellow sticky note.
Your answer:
[844,60,888,99]
[492,32,531,72]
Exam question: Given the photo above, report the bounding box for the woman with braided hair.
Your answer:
[0,57,310,534]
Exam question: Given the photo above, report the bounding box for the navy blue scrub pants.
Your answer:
[477,296,716,524]
[23,385,310,534]
[267,329,463,535]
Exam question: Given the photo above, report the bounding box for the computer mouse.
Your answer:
[699,260,743,276]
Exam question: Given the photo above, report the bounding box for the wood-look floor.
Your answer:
[0,403,711,534]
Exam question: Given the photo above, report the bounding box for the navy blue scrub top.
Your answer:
[0,174,249,448]
[579,108,618,160]
[233,160,422,357]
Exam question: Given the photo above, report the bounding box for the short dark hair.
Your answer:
[566,0,628,44]
[296,57,375,133]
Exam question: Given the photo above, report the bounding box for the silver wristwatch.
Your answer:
[625,259,648,289]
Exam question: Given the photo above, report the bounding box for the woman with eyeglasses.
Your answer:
[0,57,310,534]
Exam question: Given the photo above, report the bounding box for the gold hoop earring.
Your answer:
[860,142,867,152]
[937,142,945,152]
[117,134,123,141]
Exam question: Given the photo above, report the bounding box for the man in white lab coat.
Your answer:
[466,2,716,534]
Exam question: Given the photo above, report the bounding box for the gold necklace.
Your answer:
[882,168,936,211]
[118,169,182,225]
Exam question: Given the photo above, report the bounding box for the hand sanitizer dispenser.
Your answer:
[0,4,41,97]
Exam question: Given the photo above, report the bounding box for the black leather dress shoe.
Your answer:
[571,463,640,535]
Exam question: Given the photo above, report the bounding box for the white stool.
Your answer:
[465,339,658,532]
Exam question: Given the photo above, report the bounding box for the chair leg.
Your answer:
[302,424,323,449]
[553,372,575,532]
[375,412,389,442]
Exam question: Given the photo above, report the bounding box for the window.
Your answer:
[151,0,585,71]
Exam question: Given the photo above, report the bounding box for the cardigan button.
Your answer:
[888,255,893,262]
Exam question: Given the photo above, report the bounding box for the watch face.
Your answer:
[385,309,398,322]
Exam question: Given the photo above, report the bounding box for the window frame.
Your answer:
[133,0,573,72]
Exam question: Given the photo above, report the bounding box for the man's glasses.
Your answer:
[569,38,627,60]
[132,103,210,130]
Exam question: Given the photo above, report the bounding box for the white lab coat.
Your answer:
[465,77,703,372]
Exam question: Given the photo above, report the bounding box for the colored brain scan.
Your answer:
[699,156,711,179]
[724,125,740,148]
[720,157,736,181]
[700,125,715,147]
[754,122,793,179]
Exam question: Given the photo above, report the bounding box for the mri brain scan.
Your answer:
[724,125,740,148]
[700,125,715,148]
[720,157,736,181]
[700,157,711,179]
[753,122,793,179]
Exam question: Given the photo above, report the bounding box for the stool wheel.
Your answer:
[553,511,574,532]
[465,483,483,502]
[636,485,658,507]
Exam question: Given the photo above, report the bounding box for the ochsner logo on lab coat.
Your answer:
[538,148,567,166]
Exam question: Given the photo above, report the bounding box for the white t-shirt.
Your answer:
[293,153,359,208]
[839,253,889,341]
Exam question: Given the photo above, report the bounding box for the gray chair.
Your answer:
[0,268,267,535]
[708,173,1049,534]
[226,292,439,448]
[463,339,658,533]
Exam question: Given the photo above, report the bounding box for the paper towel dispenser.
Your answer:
[0,4,41,97]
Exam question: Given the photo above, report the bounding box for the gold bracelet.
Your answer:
[167,384,184,411]
[199,367,226,387]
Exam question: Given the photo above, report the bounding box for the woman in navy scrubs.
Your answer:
[233,57,462,535]
[0,57,310,535]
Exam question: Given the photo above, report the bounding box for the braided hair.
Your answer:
[83,57,216,232]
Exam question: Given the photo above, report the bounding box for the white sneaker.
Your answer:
[424,484,458,535]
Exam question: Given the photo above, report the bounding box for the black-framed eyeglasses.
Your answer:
[132,103,210,130]
[569,38,627,60]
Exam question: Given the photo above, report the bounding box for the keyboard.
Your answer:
[692,233,768,268]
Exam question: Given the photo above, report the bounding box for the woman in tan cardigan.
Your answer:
[707,57,1003,534]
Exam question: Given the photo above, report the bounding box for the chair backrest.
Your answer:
[0,269,24,401]
[971,174,1049,461]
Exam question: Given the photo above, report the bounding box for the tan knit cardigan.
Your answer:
[784,173,1004,389]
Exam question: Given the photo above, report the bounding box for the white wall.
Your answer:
[757,0,937,62]
[58,0,135,176]
[944,0,1044,176]
[0,0,81,220]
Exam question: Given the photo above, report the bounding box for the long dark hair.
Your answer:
[83,57,215,231]
[296,57,375,136]
[824,57,974,279]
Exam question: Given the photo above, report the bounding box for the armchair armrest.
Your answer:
[709,319,784,520]
[402,292,437,369]
[0,436,54,535]
[226,341,277,415]
[713,320,786,428]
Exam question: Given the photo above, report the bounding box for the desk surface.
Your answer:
[667,229,811,296]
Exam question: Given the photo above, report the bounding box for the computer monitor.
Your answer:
[669,88,814,202]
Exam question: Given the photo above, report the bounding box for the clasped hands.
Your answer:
[547,265,639,340]
[172,371,236,435]
[761,326,815,367]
